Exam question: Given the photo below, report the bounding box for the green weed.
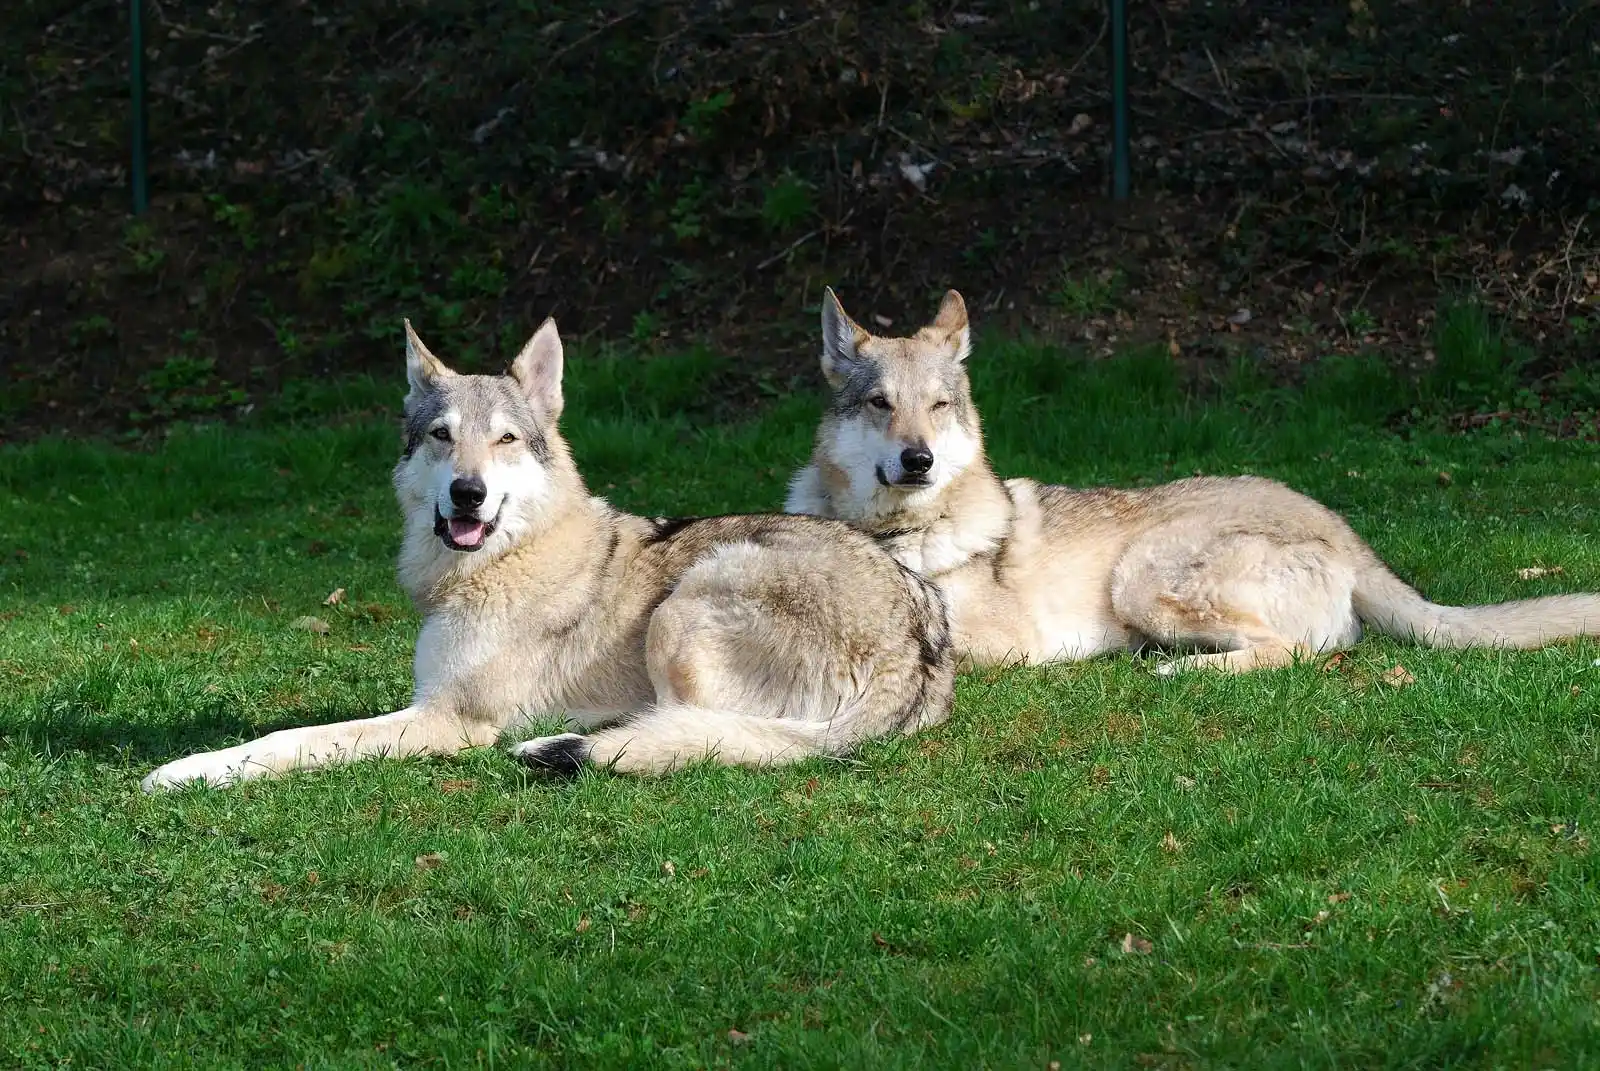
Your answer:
[1052,267,1124,319]
[761,172,814,233]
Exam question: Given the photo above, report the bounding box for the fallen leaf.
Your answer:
[323,587,347,606]
[871,314,893,328]
[414,852,446,870]
[438,779,477,793]
[1517,565,1565,581]
[1436,471,1453,487]
[347,644,373,653]
[1420,970,1460,1011]
[1304,909,1331,929]
[1161,831,1183,853]
[576,915,591,933]
[305,871,320,885]
[1174,774,1196,791]
[728,1029,751,1045]
[803,777,820,796]
[1121,932,1153,955]
[1381,664,1416,688]
[1321,652,1348,672]
[291,616,331,634]
[661,860,676,877]
[1328,891,1351,904]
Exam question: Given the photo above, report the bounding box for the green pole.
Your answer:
[1109,0,1130,200]
[130,0,149,214]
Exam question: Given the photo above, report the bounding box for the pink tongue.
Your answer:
[448,518,487,547]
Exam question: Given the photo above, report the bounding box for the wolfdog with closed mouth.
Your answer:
[785,287,1600,674]
[142,317,954,790]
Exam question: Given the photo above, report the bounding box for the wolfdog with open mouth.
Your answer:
[142,317,954,790]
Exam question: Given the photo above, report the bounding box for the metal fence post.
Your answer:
[130,0,149,214]
[1109,0,1130,200]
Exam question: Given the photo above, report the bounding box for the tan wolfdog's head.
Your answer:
[392,318,581,559]
[810,287,984,504]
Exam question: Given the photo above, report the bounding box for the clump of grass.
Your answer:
[1423,299,1531,409]
[761,171,814,233]
[1052,267,1124,318]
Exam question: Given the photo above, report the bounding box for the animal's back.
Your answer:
[1028,474,1367,552]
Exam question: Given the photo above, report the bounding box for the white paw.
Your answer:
[1153,660,1181,677]
[141,751,249,793]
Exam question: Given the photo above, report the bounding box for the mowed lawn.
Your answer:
[3,339,1600,1068]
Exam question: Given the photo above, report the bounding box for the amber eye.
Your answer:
[430,427,451,442]
[868,396,892,411]
[498,432,517,444]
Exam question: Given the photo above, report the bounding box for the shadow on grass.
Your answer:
[5,705,344,764]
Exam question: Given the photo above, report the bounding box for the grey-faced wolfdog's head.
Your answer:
[392,318,575,556]
[815,287,983,501]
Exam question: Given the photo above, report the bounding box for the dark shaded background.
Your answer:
[3,0,1597,442]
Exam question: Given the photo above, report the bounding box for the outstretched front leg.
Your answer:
[141,705,502,791]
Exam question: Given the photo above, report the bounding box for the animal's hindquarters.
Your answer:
[1111,523,1364,659]
[514,535,955,776]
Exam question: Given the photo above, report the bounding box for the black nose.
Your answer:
[449,475,488,512]
[900,446,934,476]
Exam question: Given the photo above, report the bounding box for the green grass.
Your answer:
[4,338,1600,1067]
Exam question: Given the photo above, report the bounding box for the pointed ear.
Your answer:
[404,319,455,395]
[509,317,564,420]
[820,287,869,389]
[929,289,971,362]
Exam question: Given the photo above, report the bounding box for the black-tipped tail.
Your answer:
[514,733,591,778]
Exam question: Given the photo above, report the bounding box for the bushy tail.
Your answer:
[1353,560,1600,649]
[513,702,859,777]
